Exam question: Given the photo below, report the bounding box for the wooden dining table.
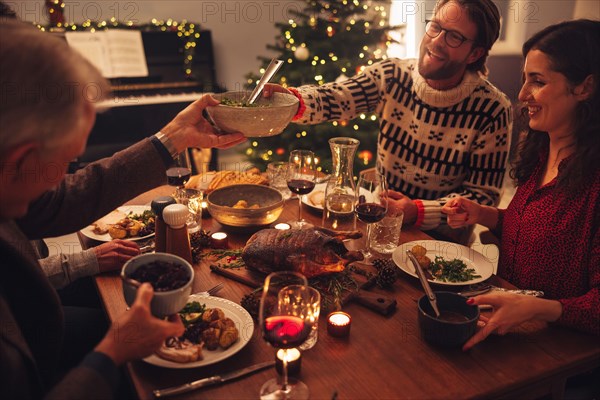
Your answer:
[80,185,600,400]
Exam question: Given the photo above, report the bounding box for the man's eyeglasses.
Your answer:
[425,20,474,48]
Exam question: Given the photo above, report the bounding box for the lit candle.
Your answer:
[327,311,352,337]
[274,223,291,230]
[210,232,228,249]
[275,348,302,376]
[200,200,210,218]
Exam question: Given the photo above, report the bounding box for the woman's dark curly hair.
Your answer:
[511,19,600,191]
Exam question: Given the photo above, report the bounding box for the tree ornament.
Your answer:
[276,148,286,156]
[294,46,310,61]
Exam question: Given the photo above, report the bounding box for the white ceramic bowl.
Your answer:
[121,253,194,318]
[206,90,299,137]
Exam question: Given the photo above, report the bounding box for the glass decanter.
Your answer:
[322,137,360,232]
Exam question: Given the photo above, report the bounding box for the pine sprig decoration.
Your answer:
[373,258,399,288]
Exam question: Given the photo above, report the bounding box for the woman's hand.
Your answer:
[462,293,562,351]
[94,239,140,273]
[95,283,185,365]
[159,94,247,152]
[442,197,481,228]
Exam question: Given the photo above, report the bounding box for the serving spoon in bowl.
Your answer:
[406,249,440,317]
[246,58,284,105]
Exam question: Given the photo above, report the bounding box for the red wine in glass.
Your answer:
[287,179,316,196]
[263,315,311,349]
[166,167,191,187]
[355,203,386,223]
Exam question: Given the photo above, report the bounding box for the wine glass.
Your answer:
[286,150,316,228]
[355,170,388,264]
[259,272,313,400]
[166,150,192,200]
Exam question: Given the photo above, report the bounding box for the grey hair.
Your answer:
[0,20,111,155]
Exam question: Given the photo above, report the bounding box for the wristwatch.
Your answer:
[154,131,178,159]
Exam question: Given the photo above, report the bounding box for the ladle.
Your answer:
[406,249,440,317]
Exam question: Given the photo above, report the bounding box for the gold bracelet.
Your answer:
[155,131,178,159]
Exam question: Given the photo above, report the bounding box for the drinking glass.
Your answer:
[286,150,316,228]
[259,272,313,399]
[166,150,192,199]
[267,161,292,200]
[355,170,388,263]
[175,188,203,232]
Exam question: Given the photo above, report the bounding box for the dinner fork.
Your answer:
[195,282,224,297]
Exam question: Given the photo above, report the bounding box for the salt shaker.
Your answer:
[162,203,193,263]
[151,196,176,253]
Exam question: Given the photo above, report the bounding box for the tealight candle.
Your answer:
[275,348,302,376]
[327,311,352,337]
[210,232,228,249]
[274,223,291,230]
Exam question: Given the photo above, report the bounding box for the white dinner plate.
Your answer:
[301,182,327,212]
[79,205,154,242]
[143,295,254,369]
[392,240,494,286]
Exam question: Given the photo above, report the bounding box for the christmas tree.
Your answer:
[243,0,400,175]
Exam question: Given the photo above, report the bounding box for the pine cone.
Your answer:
[190,230,212,263]
[373,258,398,288]
[240,292,260,320]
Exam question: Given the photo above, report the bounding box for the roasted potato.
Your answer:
[202,308,225,322]
[411,245,428,257]
[108,225,127,239]
[219,327,239,349]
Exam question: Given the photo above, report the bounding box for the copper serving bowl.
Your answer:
[207,184,284,227]
[206,90,299,137]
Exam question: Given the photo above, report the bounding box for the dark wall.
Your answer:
[487,54,523,102]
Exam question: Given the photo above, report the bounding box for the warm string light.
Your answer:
[35,19,201,77]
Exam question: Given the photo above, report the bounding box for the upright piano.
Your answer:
[73,29,221,171]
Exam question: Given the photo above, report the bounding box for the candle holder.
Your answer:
[210,232,228,249]
[275,348,302,376]
[273,222,291,230]
[200,200,211,218]
[327,311,351,337]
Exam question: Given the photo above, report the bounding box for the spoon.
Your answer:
[406,249,440,317]
[246,58,284,105]
[120,272,142,288]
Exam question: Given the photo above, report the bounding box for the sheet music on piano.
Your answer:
[65,30,148,78]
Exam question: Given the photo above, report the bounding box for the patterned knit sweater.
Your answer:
[294,58,512,232]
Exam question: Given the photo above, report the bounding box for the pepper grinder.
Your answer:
[151,196,176,253]
[162,204,193,263]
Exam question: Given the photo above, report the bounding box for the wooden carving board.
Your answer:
[205,256,396,316]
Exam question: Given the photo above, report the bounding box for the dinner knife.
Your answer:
[153,360,275,398]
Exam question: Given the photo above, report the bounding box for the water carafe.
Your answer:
[322,137,359,232]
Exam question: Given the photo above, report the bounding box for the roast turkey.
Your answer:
[242,228,363,278]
